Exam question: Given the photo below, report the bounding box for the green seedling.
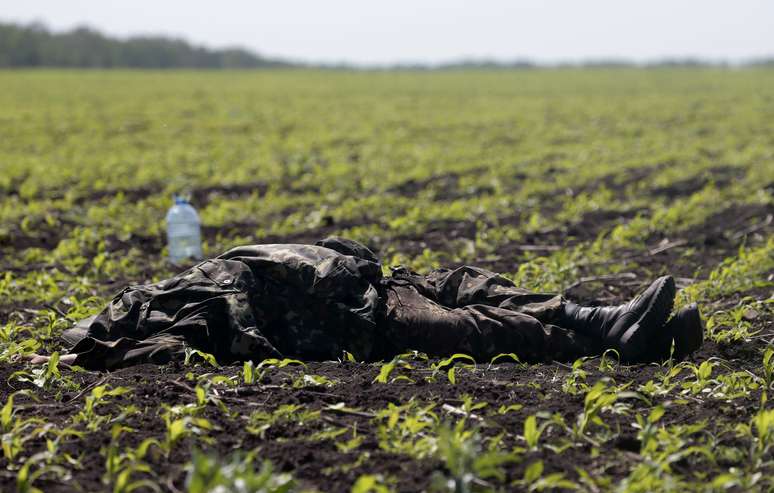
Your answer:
[183,347,219,367]
[487,353,524,369]
[10,352,79,394]
[351,474,394,493]
[522,414,553,451]
[633,405,665,455]
[430,422,517,493]
[2,394,46,460]
[762,346,774,403]
[242,358,307,385]
[74,384,133,431]
[562,358,588,395]
[185,450,296,493]
[373,354,417,384]
[375,400,439,458]
[162,414,216,453]
[247,404,320,439]
[431,353,476,384]
[574,380,619,442]
[512,460,577,492]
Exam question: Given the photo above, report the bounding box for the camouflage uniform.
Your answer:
[67,237,598,370]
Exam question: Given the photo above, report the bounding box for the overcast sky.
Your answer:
[4,0,773,65]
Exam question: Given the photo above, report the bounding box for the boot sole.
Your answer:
[618,276,676,362]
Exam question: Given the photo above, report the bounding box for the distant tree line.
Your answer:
[0,22,294,68]
[1,21,772,70]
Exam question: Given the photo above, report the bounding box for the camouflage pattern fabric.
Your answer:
[68,237,596,370]
[380,266,599,362]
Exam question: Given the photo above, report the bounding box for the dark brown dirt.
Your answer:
[1,164,772,492]
[630,202,773,279]
[649,165,746,199]
[386,167,493,200]
[561,202,773,304]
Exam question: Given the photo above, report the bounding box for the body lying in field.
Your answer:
[31,237,703,370]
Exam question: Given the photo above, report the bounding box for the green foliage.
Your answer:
[184,348,220,367]
[562,358,588,395]
[72,384,135,432]
[0,21,292,69]
[1,393,45,460]
[247,404,320,438]
[185,450,297,493]
[373,353,420,384]
[432,354,476,385]
[522,414,553,451]
[429,422,517,492]
[351,474,394,493]
[10,352,62,390]
[0,69,773,491]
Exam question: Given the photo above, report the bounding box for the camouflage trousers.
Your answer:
[380,266,599,363]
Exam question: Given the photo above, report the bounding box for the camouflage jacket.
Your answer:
[69,237,386,369]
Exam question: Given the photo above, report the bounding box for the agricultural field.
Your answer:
[0,69,773,492]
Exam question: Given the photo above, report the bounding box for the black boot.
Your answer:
[670,303,704,358]
[561,276,676,362]
[638,303,705,362]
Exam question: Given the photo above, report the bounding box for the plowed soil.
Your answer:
[1,168,772,492]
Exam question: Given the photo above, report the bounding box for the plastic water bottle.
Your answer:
[166,195,203,264]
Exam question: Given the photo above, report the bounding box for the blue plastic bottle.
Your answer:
[166,195,203,264]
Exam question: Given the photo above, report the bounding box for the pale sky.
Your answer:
[3,0,773,65]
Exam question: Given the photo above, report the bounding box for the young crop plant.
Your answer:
[161,413,217,455]
[183,347,220,367]
[754,402,774,439]
[762,346,774,403]
[637,363,687,398]
[429,422,518,493]
[561,357,589,395]
[597,349,621,374]
[351,474,395,493]
[1,393,46,461]
[431,353,477,384]
[633,405,665,455]
[372,352,422,384]
[374,399,440,458]
[681,238,774,303]
[736,407,774,470]
[102,425,162,493]
[246,404,320,439]
[73,384,134,431]
[10,351,64,390]
[291,372,339,388]
[185,450,297,493]
[681,359,719,396]
[709,369,762,400]
[704,302,764,345]
[511,460,577,492]
[241,357,307,385]
[572,379,641,445]
[333,425,364,453]
[487,352,525,369]
[520,414,555,452]
[621,419,713,489]
[0,320,43,362]
[15,459,71,493]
